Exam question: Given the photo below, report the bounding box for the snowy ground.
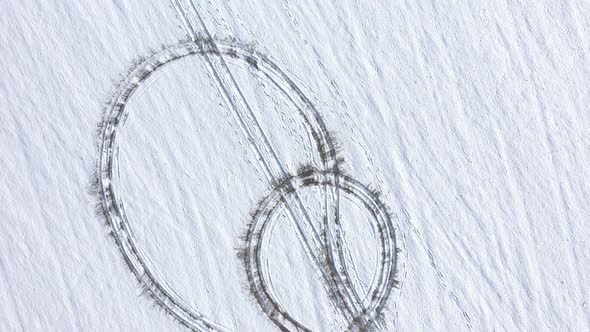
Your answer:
[1,0,589,331]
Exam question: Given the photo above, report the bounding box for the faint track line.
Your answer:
[173,0,367,324]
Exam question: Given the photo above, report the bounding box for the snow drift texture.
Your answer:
[1,0,589,331]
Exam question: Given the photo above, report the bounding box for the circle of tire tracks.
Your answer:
[243,168,397,331]
[97,39,398,331]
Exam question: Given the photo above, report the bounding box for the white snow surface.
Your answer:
[1,0,589,331]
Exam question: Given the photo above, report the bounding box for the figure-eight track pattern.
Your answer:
[97,39,398,331]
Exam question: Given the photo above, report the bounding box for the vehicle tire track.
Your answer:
[242,168,398,331]
[97,15,400,330]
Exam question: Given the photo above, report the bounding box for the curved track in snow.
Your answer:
[97,39,399,331]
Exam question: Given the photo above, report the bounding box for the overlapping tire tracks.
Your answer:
[95,1,400,329]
